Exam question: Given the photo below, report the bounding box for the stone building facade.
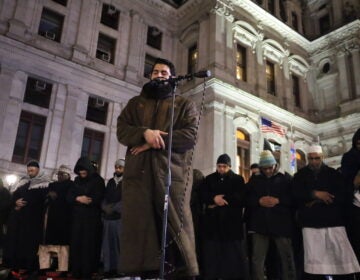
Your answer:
[0,0,359,184]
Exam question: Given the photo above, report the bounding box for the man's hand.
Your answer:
[48,191,58,200]
[15,198,27,210]
[76,195,92,205]
[314,191,334,204]
[259,196,279,208]
[214,194,228,207]
[144,129,168,149]
[131,143,151,155]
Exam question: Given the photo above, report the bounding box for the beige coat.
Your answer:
[117,90,199,276]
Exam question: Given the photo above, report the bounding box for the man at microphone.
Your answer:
[117,58,199,279]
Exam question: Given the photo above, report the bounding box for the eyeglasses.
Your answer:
[308,157,321,160]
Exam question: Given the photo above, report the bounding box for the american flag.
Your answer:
[260,117,287,137]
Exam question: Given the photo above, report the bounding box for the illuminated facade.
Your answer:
[0,0,359,183]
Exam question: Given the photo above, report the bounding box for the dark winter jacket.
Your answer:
[341,128,360,186]
[292,164,347,228]
[102,176,122,220]
[201,170,246,241]
[246,171,294,238]
[44,179,74,245]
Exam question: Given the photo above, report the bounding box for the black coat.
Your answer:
[102,176,122,220]
[3,182,48,270]
[200,170,246,241]
[67,157,105,278]
[341,128,360,186]
[0,186,11,227]
[44,180,74,245]
[292,164,347,228]
[246,172,294,238]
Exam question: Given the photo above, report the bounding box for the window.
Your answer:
[100,4,120,30]
[12,111,46,164]
[144,54,157,78]
[81,128,104,169]
[236,44,247,81]
[319,14,331,35]
[187,44,198,74]
[38,8,64,42]
[296,149,306,170]
[292,75,301,108]
[52,0,67,6]
[147,26,162,50]
[96,33,116,64]
[268,0,275,14]
[86,96,108,125]
[292,12,298,31]
[266,61,276,95]
[236,129,250,182]
[24,77,52,109]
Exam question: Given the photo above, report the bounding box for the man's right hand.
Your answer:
[214,194,228,206]
[144,129,168,149]
[314,191,334,204]
[76,195,92,205]
[15,198,27,210]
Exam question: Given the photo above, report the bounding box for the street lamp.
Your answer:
[5,174,18,193]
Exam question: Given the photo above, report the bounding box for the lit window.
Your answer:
[100,4,120,30]
[24,77,52,109]
[237,129,250,182]
[188,44,198,74]
[38,8,64,42]
[236,44,247,81]
[266,61,276,95]
[12,111,46,164]
[96,33,116,64]
[147,26,162,50]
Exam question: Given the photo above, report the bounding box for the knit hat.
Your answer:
[115,158,125,167]
[259,150,277,167]
[58,164,72,175]
[216,154,231,166]
[27,160,39,168]
[308,145,323,154]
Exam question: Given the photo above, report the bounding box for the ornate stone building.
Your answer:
[0,0,359,184]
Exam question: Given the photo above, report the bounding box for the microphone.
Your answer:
[153,70,211,85]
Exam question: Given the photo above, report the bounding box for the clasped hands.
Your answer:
[130,129,168,155]
[259,196,279,208]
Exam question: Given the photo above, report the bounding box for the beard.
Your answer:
[142,79,174,99]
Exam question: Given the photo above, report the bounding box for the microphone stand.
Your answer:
[159,79,177,279]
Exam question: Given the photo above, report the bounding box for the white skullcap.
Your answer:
[308,145,323,154]
[58,164,72,175]
[115,158,125,167]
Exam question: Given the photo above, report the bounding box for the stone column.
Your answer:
[56,85,88,167]
[0,69,27,161]
[125,11,147,85]
[7,0,36,39]
[350,47,360,97]
[336,51,351,101]
[72,0,98,62]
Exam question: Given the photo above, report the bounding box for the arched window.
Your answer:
[236,129,250,182]
[296,149,306,170]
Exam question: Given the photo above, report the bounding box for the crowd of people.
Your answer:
[0,57,359,280]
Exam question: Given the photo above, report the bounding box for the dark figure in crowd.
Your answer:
[117,58,199,278]
[293,145,359,280]
[341,128,360,271]
[38,164,74,276]
[67,157,105,279]
[250,163,260,177]
[101,159,124,279]
[0,178,11,259]
[200,154,250,280]
[3,161,50,279]
[247,151,296,280]
[190,169,205,279]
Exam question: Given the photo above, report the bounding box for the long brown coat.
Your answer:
[117,90,199,276]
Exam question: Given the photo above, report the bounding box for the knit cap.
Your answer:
[216,154,231,166]
[259,150,277,167]
[115,158,125,167]
[58,164,72,175]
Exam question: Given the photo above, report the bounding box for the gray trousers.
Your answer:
[251,233,296,280]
